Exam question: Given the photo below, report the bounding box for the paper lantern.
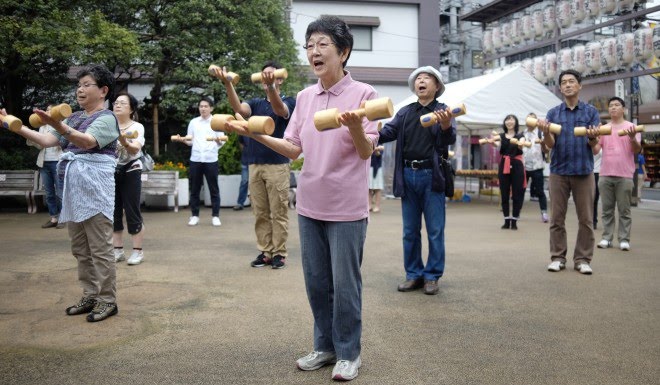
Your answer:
[522,13,534,40]
[572,45,586,73]
[501,21,512,47]
[543,5,556,34]
[533,9,544,38]
[617,33,635,67]
[585,41,602,73]
[558,48,573,72]
[571,0,586,24]
[492,23,502,50]
[521,58,533,75]
[483,29,493,55]
[510,17,522,44]
[600,38,617,71]
[586,0,600,17]
[634,27,653,62]
[653,27,660,60]
[598,0,617,15]
[544,52,557,81]
[556,1,572,29]
[533,56,547,83]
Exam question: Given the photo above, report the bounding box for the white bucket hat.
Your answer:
[408,66,445,98]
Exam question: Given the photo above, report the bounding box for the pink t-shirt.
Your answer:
[599,120,641,178]
[284,72,379,221]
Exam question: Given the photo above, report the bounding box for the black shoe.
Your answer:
[510,220,518,230]
[272,255,286,269]
[233,205,243,211]
[66,296,97,316]
[86,301,118,322]
[250,253,271,268]
[501,219,511,229]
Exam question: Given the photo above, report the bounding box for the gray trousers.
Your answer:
[598,176,634,243]
[68,213,116,303]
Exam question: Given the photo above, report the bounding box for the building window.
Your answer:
[351,25,373,51]
[472,50,484,69]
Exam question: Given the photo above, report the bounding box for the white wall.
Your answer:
[291,1,419,68]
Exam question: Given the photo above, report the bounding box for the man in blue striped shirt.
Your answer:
[538,70,601,275]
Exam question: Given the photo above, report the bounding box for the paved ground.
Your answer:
[0,197,659,384]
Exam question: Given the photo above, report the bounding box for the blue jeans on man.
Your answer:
[41,161,61,217]
[401,168,446,282]
[236,163,249,207]
[189,161,220,217]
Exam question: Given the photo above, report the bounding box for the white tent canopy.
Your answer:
[391,67,562,133]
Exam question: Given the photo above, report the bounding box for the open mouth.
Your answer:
[418,85,427,92]
[313,59,324,70]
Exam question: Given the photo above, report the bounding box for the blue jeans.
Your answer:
[237,164,249,206]
[41,161,61,217]
[298,214,367,361]
[189,161,219,216]
[401,168,446,281]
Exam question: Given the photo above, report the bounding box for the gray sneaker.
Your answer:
[86,301,118,322]
[296,351,337,371]
[127,250,144,265]
[114,248,126,262]
[65,296,97,316]
[331,356,362,381]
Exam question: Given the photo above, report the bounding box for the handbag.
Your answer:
[140,151,155,172]
[441,156,455,197]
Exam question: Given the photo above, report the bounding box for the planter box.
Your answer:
[204,175,249,208]
[144,178,189,209]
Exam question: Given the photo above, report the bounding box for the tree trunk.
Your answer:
[152,103,159,156]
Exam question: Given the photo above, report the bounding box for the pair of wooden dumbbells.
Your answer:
[208,65,288,85]
[2,103,72,133]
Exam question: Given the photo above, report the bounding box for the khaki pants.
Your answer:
[549,174,595,264]
[68,213,116,303]
[598,176,634,243]
[249,164,290,257]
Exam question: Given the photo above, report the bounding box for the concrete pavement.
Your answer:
[0,197,659,384]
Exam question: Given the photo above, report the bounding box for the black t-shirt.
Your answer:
[499,132,524,157]
[402,101,438,160]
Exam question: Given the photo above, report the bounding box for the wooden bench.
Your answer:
[0,170,40,213]
[141,170,180,212]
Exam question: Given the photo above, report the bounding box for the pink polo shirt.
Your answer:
[599,120,641,178]
[284,71,380,221]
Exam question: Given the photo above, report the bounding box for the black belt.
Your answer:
[404,159,432,170]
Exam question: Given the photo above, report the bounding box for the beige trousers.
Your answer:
[249,164,290,258]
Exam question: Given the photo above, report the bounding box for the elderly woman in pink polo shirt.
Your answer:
[227,16,377,381]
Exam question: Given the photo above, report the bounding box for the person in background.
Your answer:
[369,145,385,212]
[378,65,456,295]
[522,112,548,223]
[538,69,600,275]
[593,147,602,229]
[112,92,146,265]
[225,16,378,381]
[594,97,641,251]
[173,97,224,227]
[234,135,250,211]
[27,105,64,229]
[636,145,647,204]
[214,61,295,269]
[493,114,525,230]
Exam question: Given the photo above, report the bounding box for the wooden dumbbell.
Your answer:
[29,103,72,128]
[419,103,467,128]
[535,138,542,144]
[206,135,229,142]
[171,134,192,141]
[448,150,455,158]
[211,114,275,135]
[121,130,138,139]
[526,117,561,135]
[208,64,240,86]
[1,114,23,133]
[314,97,393,131]
[618,125,645,136]
[518,138,532,148]
[251,68,288,83]
[574,125,612,136]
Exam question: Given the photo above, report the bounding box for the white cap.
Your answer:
[408,66,445,98]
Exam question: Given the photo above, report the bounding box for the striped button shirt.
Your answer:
[546,101,600,175]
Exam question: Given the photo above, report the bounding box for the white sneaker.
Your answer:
[575,263,593,275]
[619,241,630,251]
[127,250,144,265]
[547,260,565,272]
[188,216,199,226]
[331,356,362,381]
[212,216,221,227]
[114,249,125,262]
[597,239,611,249]
[296,351,337,371]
